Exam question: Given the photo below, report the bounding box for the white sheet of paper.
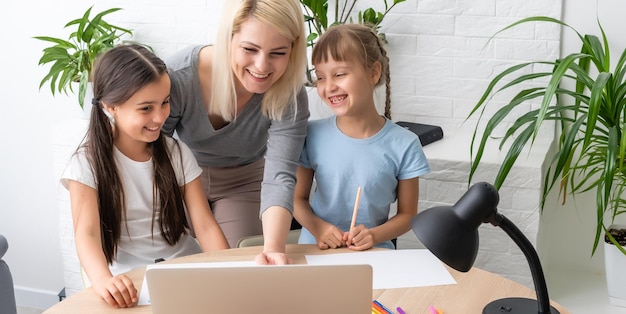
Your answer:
[137,260,257,305]
[305,249,456,289]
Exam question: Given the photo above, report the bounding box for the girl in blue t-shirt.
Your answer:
[294,24,430,251]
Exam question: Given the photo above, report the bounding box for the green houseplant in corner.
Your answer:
[467,16,626,306]
[35,6,132,109]
[300,0,407,44]
[299,0,406,83]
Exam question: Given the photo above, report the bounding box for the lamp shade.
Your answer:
[412,182,559,313]
[411,182,499,272]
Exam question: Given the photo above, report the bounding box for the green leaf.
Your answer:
[33,36,75,48]
[583,72,611,149]
[361,8,378,25]
[467,62,534,118]
[76,6,93,44]
[493,124,536,188]
[527,53,588,147]
[306,33,319,42]
[78,71,89,109]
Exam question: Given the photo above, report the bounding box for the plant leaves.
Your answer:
[34,6,131,107]
[469,15,626,256]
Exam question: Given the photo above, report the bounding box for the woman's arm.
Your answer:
[256,88,310,264]
[184,177,229,251]
[294,166,345,249]
[258,88,309,220]
[348,178,420,250]
[256,206,294,265]
[68,180,137,308]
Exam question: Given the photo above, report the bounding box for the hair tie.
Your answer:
[92,98,100,106]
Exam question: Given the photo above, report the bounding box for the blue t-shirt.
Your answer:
[298,116,430,249]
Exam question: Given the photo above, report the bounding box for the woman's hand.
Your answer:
[92,274,138,308]
[255,251,293,265]
[257,206,293,264]
[345,224,375,251]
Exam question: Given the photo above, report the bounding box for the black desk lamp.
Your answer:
[411,182,559,314]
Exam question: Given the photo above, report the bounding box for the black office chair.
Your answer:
[290,217,302,230]
[0,234,17,314]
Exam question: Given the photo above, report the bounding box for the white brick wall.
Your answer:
[52,120,89,296]
[56,0,562,293]
[391,122,554,288]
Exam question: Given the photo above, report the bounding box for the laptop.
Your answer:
[145,263,373,314]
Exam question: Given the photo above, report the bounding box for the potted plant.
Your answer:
[35,6,132,109]
[299,0,407,83]
[467,16,626,306]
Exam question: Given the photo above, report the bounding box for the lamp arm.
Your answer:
[491,213,553,314]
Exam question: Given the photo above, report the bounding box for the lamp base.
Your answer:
[482,297,560,314]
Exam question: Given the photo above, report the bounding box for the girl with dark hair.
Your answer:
[61,44,228,308]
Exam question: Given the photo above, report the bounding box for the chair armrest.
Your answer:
[0,234,8,259]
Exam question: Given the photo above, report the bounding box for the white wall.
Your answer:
[4,0,623,309]
[1,1,83,308]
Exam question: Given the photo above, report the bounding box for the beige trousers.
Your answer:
[198,159,265,248]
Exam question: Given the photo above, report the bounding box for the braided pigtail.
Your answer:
[375,34,392,120]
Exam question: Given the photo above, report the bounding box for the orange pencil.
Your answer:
[372,301,386,314]
[350,186,362,231]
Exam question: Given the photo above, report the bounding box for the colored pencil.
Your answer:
[350,186,362,231]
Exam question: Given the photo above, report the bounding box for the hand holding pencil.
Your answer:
[346,186,375,250]
[311,187,358,250]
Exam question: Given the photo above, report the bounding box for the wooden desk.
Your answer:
[44,244,569,313]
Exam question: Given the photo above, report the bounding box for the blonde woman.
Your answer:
[163,0,308,264]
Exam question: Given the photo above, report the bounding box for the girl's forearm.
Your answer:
[371,212,414,244]
[75,233,113,284]
[196,224,229,251]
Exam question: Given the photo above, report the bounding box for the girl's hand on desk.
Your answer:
[345,225,374,251]
[93,274,138,308]
[314,223,345,249]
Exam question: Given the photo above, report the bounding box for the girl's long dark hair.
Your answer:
[84,44,189,264]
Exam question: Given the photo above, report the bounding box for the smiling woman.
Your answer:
[161,0,310,262]
[229,18,292,98]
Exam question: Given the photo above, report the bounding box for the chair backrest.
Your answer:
[237,229,301,248]
[0,234,17,314]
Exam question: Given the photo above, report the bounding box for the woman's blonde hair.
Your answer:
[211,0,306,121]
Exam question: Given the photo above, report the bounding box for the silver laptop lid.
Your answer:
[146,264,373,314]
